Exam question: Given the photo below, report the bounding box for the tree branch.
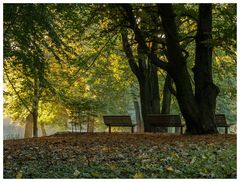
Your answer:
[121,4,168,70]
[121,31,141,80]
[159,70,176,97]
[167,79,177,97]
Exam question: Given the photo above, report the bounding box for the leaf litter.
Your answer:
[4,132,236,178]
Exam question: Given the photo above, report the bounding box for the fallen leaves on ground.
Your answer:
[4,132,236,179]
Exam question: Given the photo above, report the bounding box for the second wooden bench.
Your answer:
[103,115,136,133]
[215,114,233,134]
[146,114,185,134]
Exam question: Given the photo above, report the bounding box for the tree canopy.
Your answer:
[3,3,236,136]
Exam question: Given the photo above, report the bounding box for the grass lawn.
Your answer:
[4,132,236,179]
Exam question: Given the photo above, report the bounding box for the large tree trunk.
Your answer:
[193,4,219,133]
[158,4,219,134]
[169,66,201,134]
[24,114,33,138]
[157,4,200,134]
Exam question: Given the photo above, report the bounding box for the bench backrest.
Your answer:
[146,114,182,127]
[215,114,228,126]
[103,115,133,126]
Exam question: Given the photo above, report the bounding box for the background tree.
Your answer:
[4,4,64,137]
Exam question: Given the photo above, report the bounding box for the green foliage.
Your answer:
[213,4,236,56]
[213,55,236,124]
[4,4,134,132]
[3,3,236,133]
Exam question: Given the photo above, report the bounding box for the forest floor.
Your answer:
[4,132,236,179]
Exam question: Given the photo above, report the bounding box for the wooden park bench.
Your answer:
[103,115,136,133]
[215,114,233,134]
[146,114,185,134]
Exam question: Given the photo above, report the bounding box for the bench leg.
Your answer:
[131,126,134,133]
[180,127,183,134]
[71,123,73,133]
[109,126,111,133]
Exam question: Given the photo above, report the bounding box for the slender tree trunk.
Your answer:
[64,120,68,130]
[40,123,47,136]
[161,74,172,114]
[32,74,39,137]
[161,74,181,133]
[24,114,33,138]
[87,113,94,132]
[134,100,143,133]
[138,62,161,132]
[87,121,94,132]
[160,74,172,132]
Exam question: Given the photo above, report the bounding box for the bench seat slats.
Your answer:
[103,115,135,133]
[103,114,232,134]
[146,114,183,127]
[215,114,232,134]
[146,114,184,134]
[149,122,184,127]
[103,116,134,126]
[215,114,231,126]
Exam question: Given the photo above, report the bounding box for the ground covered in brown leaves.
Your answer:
[4,132,236,179]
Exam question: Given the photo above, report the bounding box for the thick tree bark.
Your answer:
[24,114,33,138]
[158,4,219,134]
[193,4,219,133]
[157,4,201,134]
